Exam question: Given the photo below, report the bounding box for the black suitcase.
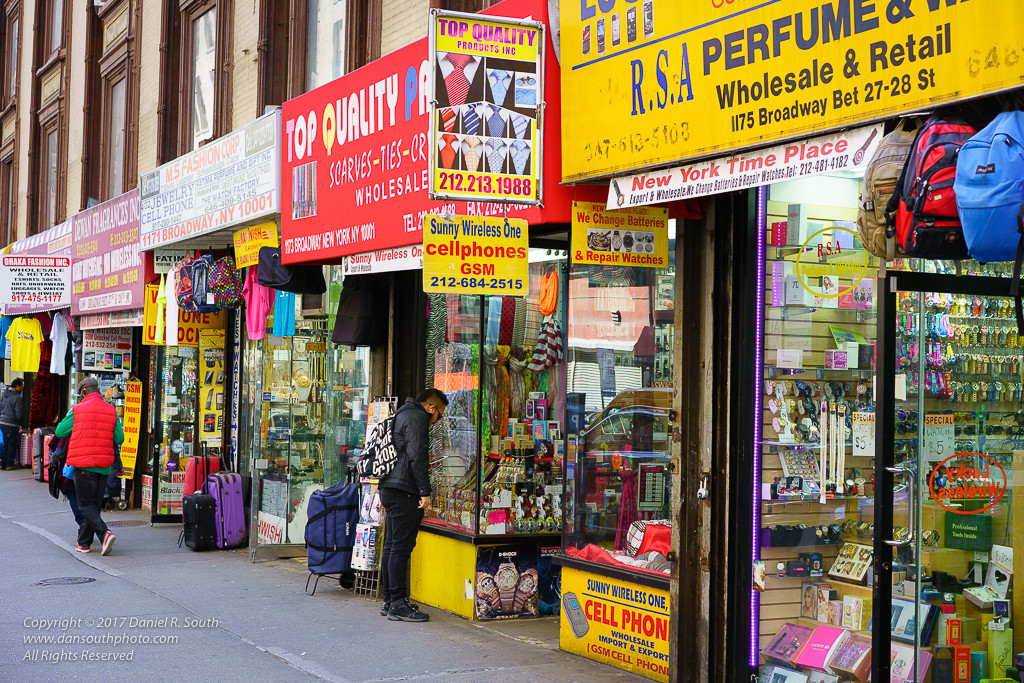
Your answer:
[178,447,218,551]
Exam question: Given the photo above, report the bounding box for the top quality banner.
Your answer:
[560,0,1024,181]
[429,11,544,205]
[139,111,281,250]
[71,188,151,315]
[2,219,73,314]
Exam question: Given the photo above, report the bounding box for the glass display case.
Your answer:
[560,230,676,577]
[424,253,567,536]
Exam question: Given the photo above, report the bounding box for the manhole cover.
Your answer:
[107,520,147,527]
[37,577,96,586]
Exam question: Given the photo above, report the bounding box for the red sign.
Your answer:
[929,452,1008,515]
[279,0,595,264]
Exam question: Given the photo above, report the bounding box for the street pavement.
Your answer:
[0,468,647,683]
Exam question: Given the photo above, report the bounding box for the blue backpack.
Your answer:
[955,111,1024,324]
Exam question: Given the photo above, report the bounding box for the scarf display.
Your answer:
[615,468,640,553]
[496,346,510,439]
[29,340,58,430]
[507,347,529,421]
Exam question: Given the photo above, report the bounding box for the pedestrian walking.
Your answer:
[379,388,448,622]
[0,378,24,470]
[54,377,124,555]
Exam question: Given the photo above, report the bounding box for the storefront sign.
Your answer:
[153,250,186,273]
[572,202,668,267]
[119,380,143,479]
[794,226,870,298]
[233,221,278,269]
[257,511,286,544]
[80,309,146,329]
[429,11,544,204]
[139,110,281,250]
[81,328,133,373]
[929,452,1007,515]
[561,1,1024,181]
[560,567,669,681]
[342,245,424,275]
[142,283,226,346]
[1,219,74,314]
[422,214,529,295]
[608,126,882,208]
[71,188,148,315]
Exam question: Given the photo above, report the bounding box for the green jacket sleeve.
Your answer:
[113,417,124,446]
[54,411,74,438]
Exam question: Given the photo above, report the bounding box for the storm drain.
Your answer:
[107,520,147,527]
[37,577,96,586]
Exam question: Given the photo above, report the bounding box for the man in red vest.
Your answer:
[55,377,124,555]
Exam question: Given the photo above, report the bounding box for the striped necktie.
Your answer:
[486,139,505,174]
[487,108,505,138]
[440,134,459,169]
[463,106,480,135]
[512,113,529,140]
[489,69,510,106]
[463,137,482,172]
[510,140,530,176]
[441,107,457,132]
[445,54,473,107]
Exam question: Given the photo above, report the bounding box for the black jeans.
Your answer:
[73,470,109,547]
[379,488,424,603]
[0,425,18,468]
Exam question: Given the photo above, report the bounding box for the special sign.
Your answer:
[429,11,544,204]
[422,214,529,295]
[561,0,1024,181]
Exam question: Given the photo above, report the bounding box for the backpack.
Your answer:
[355,411,403,479]
[885,114,977,258]
[208,256,244,309]
[47,438,66,500]
[857,119,918,259]
[955,111,1024,326]
[189,254,218,312]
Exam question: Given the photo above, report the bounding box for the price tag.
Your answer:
[924,413,954,461]
[852,412,875,457]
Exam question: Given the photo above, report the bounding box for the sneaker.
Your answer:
[381,600,419,616]
[100,531,116,556]
[388,599,429,622]
[75,545,90,553]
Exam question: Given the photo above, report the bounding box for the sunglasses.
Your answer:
[896,409,918,422]
[955,425,977,436]
[896,421,917,435]
[954,412,976,424]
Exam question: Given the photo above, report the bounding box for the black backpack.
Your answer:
[47,440,66,500]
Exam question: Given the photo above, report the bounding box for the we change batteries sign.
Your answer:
[422,214,529,295]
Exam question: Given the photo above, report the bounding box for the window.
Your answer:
[44,128,58,229]
[191,8,216,149]
[107,78,126,197]
[305,0,346,92]
[48,0,63,55]
[1,160,13,245]
[6,16,17,102]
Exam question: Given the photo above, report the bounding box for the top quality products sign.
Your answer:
[561,0,1024,181]
[429,10,544,205]
[139,111,281,250]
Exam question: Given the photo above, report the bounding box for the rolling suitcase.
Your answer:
[305,480,359,574]
[207,472,246,549]
[183,455,220,496]
[178,447,218,551]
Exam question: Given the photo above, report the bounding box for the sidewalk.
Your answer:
[0,469,648,683]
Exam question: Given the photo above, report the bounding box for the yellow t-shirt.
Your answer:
[6,317,43,372]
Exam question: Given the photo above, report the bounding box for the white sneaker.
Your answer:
[101,531,115,556]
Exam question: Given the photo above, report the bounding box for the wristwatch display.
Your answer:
[512,568,538,611]
[476,572,501,611]
[495,561,520,611]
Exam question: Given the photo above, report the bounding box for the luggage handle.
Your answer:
[1013,202,1024,331]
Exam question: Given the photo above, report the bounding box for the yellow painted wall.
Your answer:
[409,532,477,620]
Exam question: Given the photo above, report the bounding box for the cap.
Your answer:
[77,377,100,395]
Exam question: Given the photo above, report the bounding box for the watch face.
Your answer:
[479,576,497,593]
[496,565,519,590]
[518,574,536,593]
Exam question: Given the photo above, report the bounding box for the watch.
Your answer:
[512,568,538,611]
[476,572,501,610]
[495,562,520,612]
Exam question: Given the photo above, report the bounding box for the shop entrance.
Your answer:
[876,270,1022,681]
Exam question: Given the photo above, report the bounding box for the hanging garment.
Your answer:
[49,311,68,375]
[165,269,180,346]
[539,268,559,316]
[426,293,447,349]
[496,346,511,438]
[242,266,274,340]
[273,290,296,337]
[523,301,543,343]
[0,316,13,358]
[511,298,527,347]
[485,296,502,345]
[6,317,44,373]
[34,313,52,337]
[331,275,389,347]
[155,274,167,344]
[615,469,640,553]
[498,297,516,346]
[527,319,563,373]
[29,340,55,430]
[507,347,529,421]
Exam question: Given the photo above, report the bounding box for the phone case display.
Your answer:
[155,346,197,516]
[424,259,567,537]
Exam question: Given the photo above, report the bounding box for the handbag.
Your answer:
[256,246,326,294]
[208,256,244,309]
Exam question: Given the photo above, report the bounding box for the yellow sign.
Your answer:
[794,227,868,297]
[232,221,278,269]
[559,567,669,682]
[572,201,669,268]
[422,214,529,295]
[119,381,143,479]
[142,283,226,347]
[561,0,1024,181]
[199,329,226,448]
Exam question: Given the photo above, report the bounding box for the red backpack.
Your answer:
[885,115,977,258]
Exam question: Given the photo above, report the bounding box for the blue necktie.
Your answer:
[463,106,480,135]
[486,139,505,174]
[512,114,529,140]
[511,141,530,175]
[489,69,509,106]
[487,109,505,138]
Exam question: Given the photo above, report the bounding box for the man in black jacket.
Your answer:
[380,388,447,622]
[0,378,24,470]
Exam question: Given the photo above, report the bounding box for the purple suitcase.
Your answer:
[206,473,246,549]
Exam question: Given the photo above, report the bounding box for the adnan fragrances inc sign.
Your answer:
[561,0,1024,181]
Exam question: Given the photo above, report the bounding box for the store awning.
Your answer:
[1,219,73,315]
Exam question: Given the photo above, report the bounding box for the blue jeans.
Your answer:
[0,425,18,468]
[65,480,85,527]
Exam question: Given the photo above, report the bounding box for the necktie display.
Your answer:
[488,69,510,106]
[487,108,505,137]
[511,140,531,176]
[463,137,483,172]
[441,107,457,132]
[511,113,529,140]
[440,133,459,169]
[444,53,474,106]
[463,106,481,135]
[486,138,506,174]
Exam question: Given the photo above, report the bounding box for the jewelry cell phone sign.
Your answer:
[429,10,544,205]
